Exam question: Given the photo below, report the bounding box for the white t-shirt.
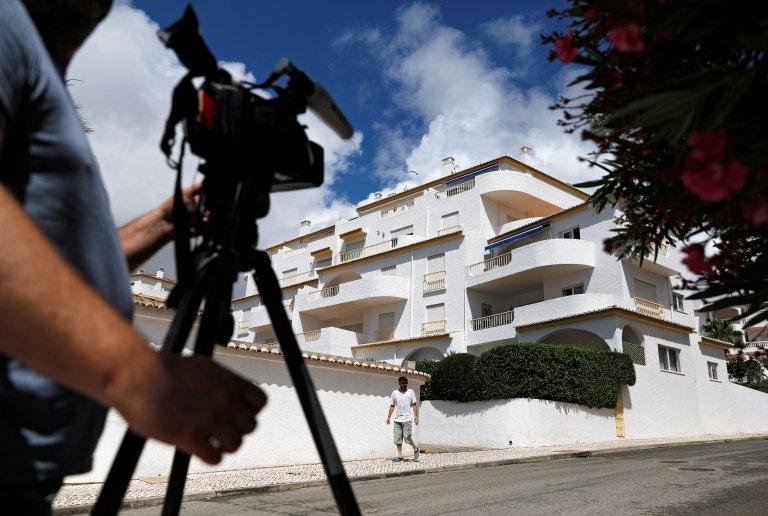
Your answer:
[391,388,417,423]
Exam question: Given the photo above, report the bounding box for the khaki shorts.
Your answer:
[393,421,413,445]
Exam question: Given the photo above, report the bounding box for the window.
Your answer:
[562,284,585,296]
[634,278,657,302]
[314,257,332,270]
[658,345,681,373]
[441,211,459,229]
[282,268,297,278]
[559,226,581,239]
[481,303,493,317]
[381,265,397,276]
[344,239,365,253]
[426,303,445,322]
[378,312,395,329]
[672,293,685,312]
[707,361,719,381]
[391,225,414,237]
[428,253,445,272]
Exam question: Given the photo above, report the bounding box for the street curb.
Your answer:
[54,434,768,514]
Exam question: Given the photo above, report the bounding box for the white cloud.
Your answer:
[339,3,599,194]
[481,15,543,59]
[69,1,362,276]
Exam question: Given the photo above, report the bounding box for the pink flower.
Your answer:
[743,198,768,227]
[607,23,645,53]
[681,131,748,202]
[682,244,713,276]
[554,31,579,64]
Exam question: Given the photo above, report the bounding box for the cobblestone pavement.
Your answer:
[53,433,766,512]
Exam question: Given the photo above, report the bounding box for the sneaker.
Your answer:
[391,457,403,462]
[413,448,421,462]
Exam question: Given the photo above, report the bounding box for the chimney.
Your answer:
[156,266,165,279]
[520,146,534,165]
[374,192,383,200]
[441,156,457,176]
[299,220,312,236]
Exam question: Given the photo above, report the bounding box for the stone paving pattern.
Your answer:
[53,433,766,510]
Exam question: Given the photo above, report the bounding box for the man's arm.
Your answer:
[412,402,419,425]
[386,404,394,424]
[0,117,263,463]
[118,184,201,271]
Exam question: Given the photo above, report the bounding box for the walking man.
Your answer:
[386,376,421,462]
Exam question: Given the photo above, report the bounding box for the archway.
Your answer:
[621,325,641,346]
[402,347,444,366]
[536,328,610,350]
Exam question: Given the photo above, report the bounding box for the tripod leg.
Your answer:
[161,453,191,516]
[252,251,361,516]
[91,283,206,516]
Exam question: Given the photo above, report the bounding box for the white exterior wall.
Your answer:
[72,348,426,482]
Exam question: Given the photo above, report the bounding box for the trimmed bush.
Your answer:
[427,353,478,402]
[415,360,440,400]
[426,343,636,409]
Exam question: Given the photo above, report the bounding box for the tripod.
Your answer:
[92,173,360,515]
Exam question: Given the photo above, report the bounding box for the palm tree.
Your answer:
[703,319,742,345]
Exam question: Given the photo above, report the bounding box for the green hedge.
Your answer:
[422,343,636,409]
[415,360,440,399]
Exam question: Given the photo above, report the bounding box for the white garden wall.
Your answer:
[419,399,616,447]
[68,347,425,483]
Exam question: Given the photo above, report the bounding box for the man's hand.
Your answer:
[414,417,419,426]
[106,353,266,464]
[386,418,390,425]
[119,183,203,270]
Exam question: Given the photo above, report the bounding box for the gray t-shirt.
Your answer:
[0,0,133,481]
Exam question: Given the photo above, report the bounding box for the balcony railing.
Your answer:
[279,270,315,288]
[237,319,250,334]
[423,270,446,292]
[381,199,415,219]
[635,297,664,319]
[296,330,321,343]
[470,310,514,331]
[437,225,461,237]
[339,238,399,263]
[373,328,396,341]
[307,285,340,302]
[422,320,446,336]
[284,247,306,257]
[435,178,475,199]
[740,341,768,351]
[467,252,512,277]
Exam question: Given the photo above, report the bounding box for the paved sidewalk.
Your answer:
[53,433,767,513]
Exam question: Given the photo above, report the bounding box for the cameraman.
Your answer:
[0,1,266,511]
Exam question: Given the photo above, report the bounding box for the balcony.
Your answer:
[295,327,363,356]
[381,199,415,219]
[466,239,595,293]
[435,178,475,199]
[246,301,293,332]
[339,238,398,263]
[437,225,462,237]
[422,320,447,336]
[634,297,664,319]
[423,270,446,292]
[279,270,316,288]
[373,327,396,341]
[296,276,410,318]
[470,310,514,331]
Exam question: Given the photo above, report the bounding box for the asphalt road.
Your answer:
[125,439,768,515]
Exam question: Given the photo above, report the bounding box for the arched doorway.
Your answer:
[402,347,444,366]
[536,328,610,350]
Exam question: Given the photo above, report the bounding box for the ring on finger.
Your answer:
[207,435,222,452]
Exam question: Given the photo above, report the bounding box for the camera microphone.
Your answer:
[270,58,354,141]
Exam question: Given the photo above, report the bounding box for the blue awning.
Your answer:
[444,164,499,186]
[485,225,547,251]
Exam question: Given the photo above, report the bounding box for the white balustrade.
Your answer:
[279,270,315,287]
[284,247,306,257]
[435,178,475,199]
[470,310,514,331]
[437,225,461,237]
[635,297,664,319]
[296,330,321,343]
[422,320,446,336]
[467,252,512,277]
[236,319,250,334]
[423,270,446,292]
[381,199,415,219]
[373,328,396,341]
[307,285,340,302]
[339,238,399,263]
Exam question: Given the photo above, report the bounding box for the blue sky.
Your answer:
[130,0,574,203]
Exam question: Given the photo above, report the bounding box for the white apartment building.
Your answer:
[231,154,733,386]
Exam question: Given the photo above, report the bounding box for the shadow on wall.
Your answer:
[428,397,611,418]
